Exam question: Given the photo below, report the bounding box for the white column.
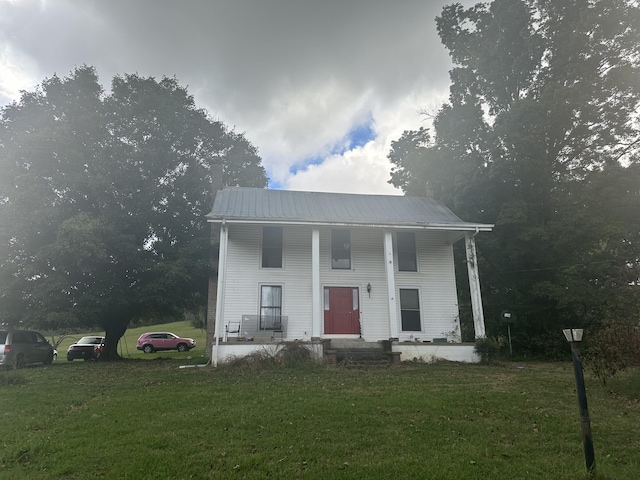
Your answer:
[465,232,486,338]
[212,224,229,367]
[311,228,321,339]
[384,231,398,339]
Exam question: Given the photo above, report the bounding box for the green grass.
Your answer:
[0,359,638,479]
[52,320,208,363]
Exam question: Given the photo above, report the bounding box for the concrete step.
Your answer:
[328,339,384,350]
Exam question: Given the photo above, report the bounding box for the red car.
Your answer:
[66,336,104,361]
[136,332,196,354]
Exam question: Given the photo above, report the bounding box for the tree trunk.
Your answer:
[100,319,130,361]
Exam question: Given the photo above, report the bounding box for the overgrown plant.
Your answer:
[221,342,315,372]
[584,323,640,385]
[474,337,504,364]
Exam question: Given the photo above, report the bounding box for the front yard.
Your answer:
[1,360,638,479]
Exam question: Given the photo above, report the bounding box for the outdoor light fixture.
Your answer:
[501,311,517,355]
[563,328,595,475]
[366,283,372,297]
[563,328,584,343]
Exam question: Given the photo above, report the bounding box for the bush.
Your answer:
[584,323,640,385]
[221,342,315,373]
[474,337,503,364]
[276,341,313,366]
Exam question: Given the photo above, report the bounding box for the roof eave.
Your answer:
[206,217,493,232]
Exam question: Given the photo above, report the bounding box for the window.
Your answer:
[260,285,282,330]
[262,226,283,268]
[400,289,421,331]
[397,232,417,272]
[331,229,351,269]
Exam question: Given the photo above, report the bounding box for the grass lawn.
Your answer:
[1,354,639,479]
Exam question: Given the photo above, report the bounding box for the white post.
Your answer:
[465,232,486,338]
[212,224,229,367]
[311,228,321,338]
[384,231,398,339]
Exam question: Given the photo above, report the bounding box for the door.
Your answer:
[324,287,360,334]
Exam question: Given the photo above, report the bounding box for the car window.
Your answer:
[12,331,28,343]
[0,332,7,343]
[35,332,47,343]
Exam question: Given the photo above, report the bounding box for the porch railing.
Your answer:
[224,315,288,341]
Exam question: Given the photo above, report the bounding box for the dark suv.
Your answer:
[0,330,55,368]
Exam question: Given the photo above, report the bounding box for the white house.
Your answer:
[206,187,493,365]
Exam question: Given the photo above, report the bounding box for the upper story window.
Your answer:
[262,226,283,268]
[331,229,351,269]
[397,232,417,272]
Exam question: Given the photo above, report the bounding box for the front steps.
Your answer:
[323,339,400,366]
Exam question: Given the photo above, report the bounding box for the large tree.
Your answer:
[0,66,267,359]
[389,0,640,356]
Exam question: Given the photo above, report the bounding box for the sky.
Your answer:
[0,0,461,195]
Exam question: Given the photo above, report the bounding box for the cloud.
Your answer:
[0,0,458,195]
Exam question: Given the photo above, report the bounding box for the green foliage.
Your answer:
[0,66,267,358]
[474,336,504,364]
[388,0,640,363]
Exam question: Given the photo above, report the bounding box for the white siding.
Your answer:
[220,224,461,343]
[318,227,388,339]
[221,225,314,340]
[394,231,461,342]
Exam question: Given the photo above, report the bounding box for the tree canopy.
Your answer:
[0,66,267,358]
[389,0,640,358]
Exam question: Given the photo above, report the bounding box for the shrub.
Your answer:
[474,337,503,364]
[584,323,640,385]
[221,342,315,372]
[276,341,313,366]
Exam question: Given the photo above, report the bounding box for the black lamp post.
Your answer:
[563,328,596,476]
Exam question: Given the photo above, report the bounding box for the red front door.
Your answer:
[324,287,360,334]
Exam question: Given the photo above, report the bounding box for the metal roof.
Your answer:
[207,187,493,231]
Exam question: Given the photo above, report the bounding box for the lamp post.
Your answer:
[563,328,595,476]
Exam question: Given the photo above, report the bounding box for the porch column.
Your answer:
[311,228,321,339]
[384,231,399,339]
[212,224,229,367]
[465,232,486,338]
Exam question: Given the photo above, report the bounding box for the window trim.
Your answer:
[399,287,422,332]
[397,231,418,272]
[261,226,283,269]
[259,284,283,330]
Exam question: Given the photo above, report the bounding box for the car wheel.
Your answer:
[44,351,54,365]
[177,343,187,352]
[67,356,73,361]
[14,353,25,369]
[143,344,154,354]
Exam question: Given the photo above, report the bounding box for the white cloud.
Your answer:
[0,0,458,195]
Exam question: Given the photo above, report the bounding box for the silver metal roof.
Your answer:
[207,187,493,231]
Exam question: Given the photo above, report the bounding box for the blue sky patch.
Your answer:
[284,113,377,182]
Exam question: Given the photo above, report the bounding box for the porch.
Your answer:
[211,338,480,365]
